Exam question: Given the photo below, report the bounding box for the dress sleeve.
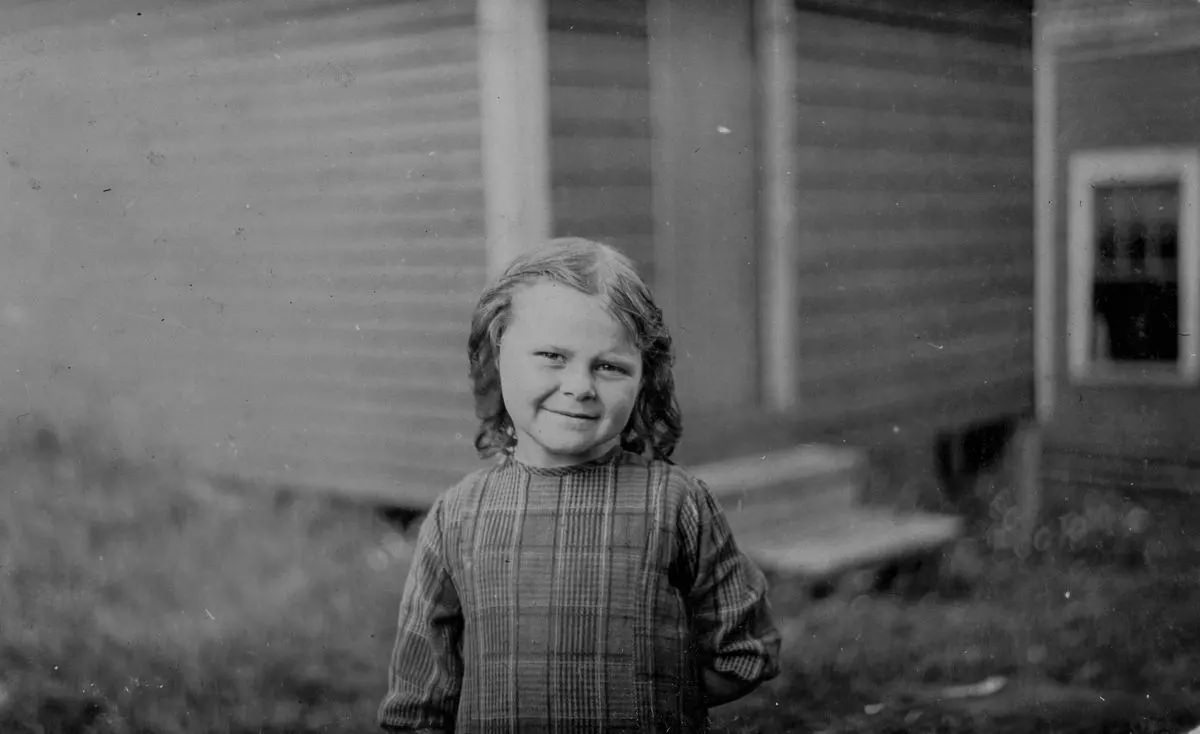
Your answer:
[677,477,782,686]
[377,497,463,733]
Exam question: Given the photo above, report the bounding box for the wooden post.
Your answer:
[1033,0,1057,421]
[757,0,799,411]
[478,0,552,277]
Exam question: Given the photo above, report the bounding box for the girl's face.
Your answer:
[498,281,643,468]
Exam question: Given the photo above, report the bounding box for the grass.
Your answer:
[0,436,406,733]
[712,472,1200,733]
[2,432,1199,733]
[713,551,1200,733]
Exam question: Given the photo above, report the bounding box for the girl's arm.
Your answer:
[377,499,463,733]
[678,479,782,707]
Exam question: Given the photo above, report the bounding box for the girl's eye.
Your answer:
[535,351,564,362]
[596,362,629,375]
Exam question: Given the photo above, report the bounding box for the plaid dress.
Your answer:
[378,448,781,733]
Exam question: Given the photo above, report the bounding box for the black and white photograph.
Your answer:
[1,0,1198,731]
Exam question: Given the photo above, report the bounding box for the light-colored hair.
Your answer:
[467,237,682,460]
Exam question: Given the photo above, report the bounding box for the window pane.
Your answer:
[1090,182,1180,363]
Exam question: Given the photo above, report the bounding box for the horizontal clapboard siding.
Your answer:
[546,0,655,281]
[0,0,486,504]
[1040,0,1200,55]
[1042,446,1200,497]
[792,8,1034,441]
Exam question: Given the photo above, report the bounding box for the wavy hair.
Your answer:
[467,237,682,461]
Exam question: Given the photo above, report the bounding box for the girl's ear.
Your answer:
[492,334,505,372]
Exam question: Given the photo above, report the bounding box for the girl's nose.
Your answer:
[561,367,596,400]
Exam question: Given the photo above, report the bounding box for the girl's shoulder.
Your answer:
[615,451,716,506]
[424,462,505,520]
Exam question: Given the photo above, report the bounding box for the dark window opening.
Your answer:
[1090,182,1180,364]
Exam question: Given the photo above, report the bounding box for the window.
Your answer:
[1068,148,1200,384]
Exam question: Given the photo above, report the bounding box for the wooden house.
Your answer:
[1036,0,1200,496]
[1,0,1036,569]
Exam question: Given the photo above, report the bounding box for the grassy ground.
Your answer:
[713,548,1200,733]
[712,465,1200,734]
[0,436,406,733]
[2,433,1198,733]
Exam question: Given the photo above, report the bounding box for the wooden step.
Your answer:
[692,444,867,527]
[741,505,962,578]
[689,444,958,580]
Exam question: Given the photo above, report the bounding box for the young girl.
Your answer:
[378,238,781,732]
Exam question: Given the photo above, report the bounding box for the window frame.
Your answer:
[1067,147,1200,386]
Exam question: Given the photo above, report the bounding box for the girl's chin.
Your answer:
[516,436,619,467]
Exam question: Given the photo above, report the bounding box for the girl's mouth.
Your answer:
[547,409,599,420]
